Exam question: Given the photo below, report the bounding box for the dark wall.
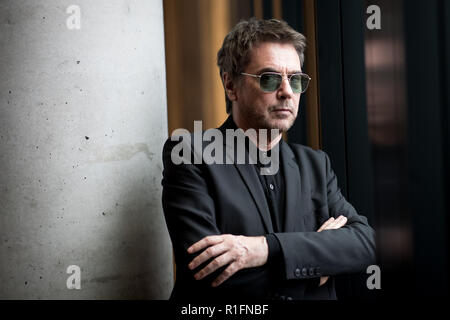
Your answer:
[404,0,449,297]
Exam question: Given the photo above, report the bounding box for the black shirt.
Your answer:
[228,117,283,265]
[254,148,285,233]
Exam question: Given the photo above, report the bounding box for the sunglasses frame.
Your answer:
[241,71,311,93]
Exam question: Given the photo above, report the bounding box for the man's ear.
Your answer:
[222,72,238,102]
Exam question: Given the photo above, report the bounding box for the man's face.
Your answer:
[233,41,302,132]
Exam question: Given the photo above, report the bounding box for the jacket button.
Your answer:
[301,267,308,276]
[294,268,301,277]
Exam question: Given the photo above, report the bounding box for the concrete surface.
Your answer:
[0,0,173,299]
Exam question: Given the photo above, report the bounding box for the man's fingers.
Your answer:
[327,215,347,230]
[319,276,329,287]
[188,243,227,270]
[194,252,233,280]
[211,262,240,287]
[187,235,226,254]
[188,234,267,287]
[336,216,347,227]
[317,215,347,232]
[317,217,335,232]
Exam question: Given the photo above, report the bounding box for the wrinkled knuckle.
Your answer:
[212,259,220,268]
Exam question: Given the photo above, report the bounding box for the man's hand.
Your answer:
[187,234,268,287]
[317,215,348,286]
[188,216,347,288]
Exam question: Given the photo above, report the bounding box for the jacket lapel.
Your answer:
[218,116,274,233]
[217,116,309,233]
[233,164,274,233]
[280,141,303,232]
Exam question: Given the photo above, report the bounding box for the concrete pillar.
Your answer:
[0,0,172,299]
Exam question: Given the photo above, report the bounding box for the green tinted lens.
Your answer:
[289,74,303,93]
[259,73,282,92]
[301,75,310,92]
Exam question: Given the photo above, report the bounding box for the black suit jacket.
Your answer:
[161,116,376,300]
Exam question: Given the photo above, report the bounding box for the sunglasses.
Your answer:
[241,72,311,93]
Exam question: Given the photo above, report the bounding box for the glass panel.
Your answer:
[364,0,413,295]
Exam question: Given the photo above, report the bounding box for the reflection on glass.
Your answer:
[364,0,413,295]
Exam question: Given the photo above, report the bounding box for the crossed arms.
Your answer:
[187,216,348,287]
[162,138,376,289]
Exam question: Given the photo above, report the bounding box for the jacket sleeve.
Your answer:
[162,136,287,294]
[274,150,377,280]
[162,136,233,292]
[161,136,220,258]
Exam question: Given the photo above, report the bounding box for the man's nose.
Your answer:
[277,75,295,99]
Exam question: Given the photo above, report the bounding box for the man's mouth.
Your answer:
[271,108,292,114]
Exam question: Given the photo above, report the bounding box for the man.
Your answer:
[161,18,376,300]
